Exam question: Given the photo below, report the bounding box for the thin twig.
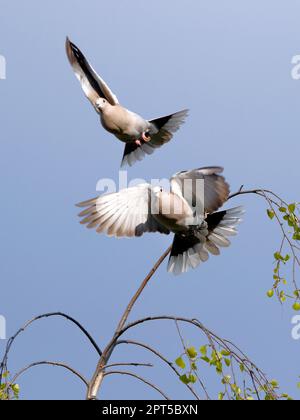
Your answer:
[174,320,210,400]
[116,339,201,400]
[228,187,288,207]
[104,371,169,400]
[103,362,153,369]
[0,312,102,386]
[7,361,88,390]
[116,315,277,399]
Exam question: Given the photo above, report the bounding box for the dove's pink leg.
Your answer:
[135,132,151,146]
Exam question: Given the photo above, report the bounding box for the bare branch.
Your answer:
[0,312,102,386]
[116,246,173,333]
[86,246,172,400]
[116,339,201,400]
[103,362,153,369]
[116,315,277,399]
[104,371,169,400]
[228,187,288,207]
[7,361,88,390]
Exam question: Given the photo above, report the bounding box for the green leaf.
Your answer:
[270,379,279,388]
[297,383,300,390]
[288,217,295,227]
[225,358,231,367]
[280,291,286,303]
[220,350,231,357]
[11,384,20,397]
[293,302,300,311]
[188,374,197,384]
[279,207,287,213]
[218,392,225,400]
[231,383,241,395]
[239,364,245,372]
[179,374,190,384]
[267,209,275,220]
[222,375,231,385]
[288,203,296,213]
[216,361,223,374]
[186,346,198,359]
[199,345,207,357]
[175,357,186,369]
[267,289,274,298]
[191,362,198,371]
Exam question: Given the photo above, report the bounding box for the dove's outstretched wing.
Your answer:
[77,184,169,238]
[66,38,119,108]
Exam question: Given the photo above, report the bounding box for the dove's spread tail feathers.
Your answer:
[167,206,244,275]
[121,109,189,167]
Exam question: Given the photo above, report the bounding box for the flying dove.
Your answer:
[77,167,244,275]
[66,38,188,168]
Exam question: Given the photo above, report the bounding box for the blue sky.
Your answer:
[0,0,300,400]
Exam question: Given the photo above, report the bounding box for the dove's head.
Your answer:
[95,97,109,113]
[152,186,163,196]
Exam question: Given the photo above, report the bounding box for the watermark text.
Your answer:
[0,55,6,80]
[292,315,300,340]
[291,55,300,80]
[0,315,6,340]
[95,171,205,222]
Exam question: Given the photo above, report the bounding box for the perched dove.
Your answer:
[66,38,188,168]
[77,167,244,275]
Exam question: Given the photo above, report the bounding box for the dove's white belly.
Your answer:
[101,105,149,142]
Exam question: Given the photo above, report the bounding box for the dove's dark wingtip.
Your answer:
[65,37,73,58]
[65,36,71,48]
[65,37,78,55]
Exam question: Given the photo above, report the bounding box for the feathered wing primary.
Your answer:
[65,38,119,109]
[77,184,169,238]
[170,166,230,217]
